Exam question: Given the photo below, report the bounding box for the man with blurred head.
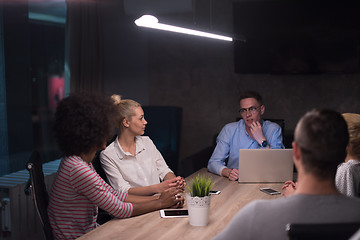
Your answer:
[214,109,360,240]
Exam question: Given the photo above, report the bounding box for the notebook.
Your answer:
[238,149,294,183]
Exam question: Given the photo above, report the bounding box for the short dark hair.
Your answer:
[54,94,116,156]
[239,91,263,105]
[294,109,349,180]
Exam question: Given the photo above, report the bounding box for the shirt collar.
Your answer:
[115,136,146,159]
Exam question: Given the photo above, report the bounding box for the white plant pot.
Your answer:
[186,193,211,226]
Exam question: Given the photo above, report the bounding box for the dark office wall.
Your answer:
[101,0,149,105]
[146,31,360,166]
[101,1,360,174]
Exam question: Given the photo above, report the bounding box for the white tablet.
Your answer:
[160,209,188,218]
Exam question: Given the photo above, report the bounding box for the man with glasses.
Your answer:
[207,91,284,180]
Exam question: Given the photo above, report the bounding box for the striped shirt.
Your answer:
[48,155,134,239]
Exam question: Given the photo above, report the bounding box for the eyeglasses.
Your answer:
[239,106,261,115]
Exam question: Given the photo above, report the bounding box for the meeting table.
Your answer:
[77,168,284,240]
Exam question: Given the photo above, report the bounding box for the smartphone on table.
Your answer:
[210,190,221,195]
[260,188,281,195]
[160,209,189,218]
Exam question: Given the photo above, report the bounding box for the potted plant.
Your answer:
[186,175,214,226]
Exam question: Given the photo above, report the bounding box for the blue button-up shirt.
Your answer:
[207,119,284,176]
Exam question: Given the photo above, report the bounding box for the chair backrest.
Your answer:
[92,150,110,184]
[92,134,117,184]
[25,151,54,240]
[286,222,360,240]
[142,106,182,174]
[91,136,117,224]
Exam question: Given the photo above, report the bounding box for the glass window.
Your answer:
[0,1,67,175]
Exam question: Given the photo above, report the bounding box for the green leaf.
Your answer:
[187,175,214,197]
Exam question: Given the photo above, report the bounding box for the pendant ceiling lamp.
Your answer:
[135,15,232,42]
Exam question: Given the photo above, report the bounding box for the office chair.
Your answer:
[25,151,54,240]
[142,106,182,175]
[286,222,360,240]
[92,150,110,184]
[91,150,114,225]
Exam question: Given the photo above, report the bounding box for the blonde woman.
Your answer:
[336,113,360,197]
[100,94,185,195]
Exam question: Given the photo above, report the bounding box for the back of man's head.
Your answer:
[294,109,349,180]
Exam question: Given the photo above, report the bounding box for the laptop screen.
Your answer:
[238,149,294,183]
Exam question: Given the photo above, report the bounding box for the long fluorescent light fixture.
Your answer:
[135,15,232,42]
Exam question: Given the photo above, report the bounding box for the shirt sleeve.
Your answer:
[266,123,284,149]
[336,163,355,197]
[100,150,132,193]
[69,163,134,218]
[207,126,232,176]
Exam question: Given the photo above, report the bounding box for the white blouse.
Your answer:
[100,136,173,193]
[336,159,360,197]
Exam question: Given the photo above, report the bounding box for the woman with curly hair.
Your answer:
[48,94,184,240]
[100,94,185,196]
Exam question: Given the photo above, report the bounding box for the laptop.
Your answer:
[238,149,294,183]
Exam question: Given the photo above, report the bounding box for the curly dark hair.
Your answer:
[54,94,116,156]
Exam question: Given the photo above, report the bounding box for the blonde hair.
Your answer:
[110,94,141,134]
[342,113,360,160]
[110,94,122,105]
